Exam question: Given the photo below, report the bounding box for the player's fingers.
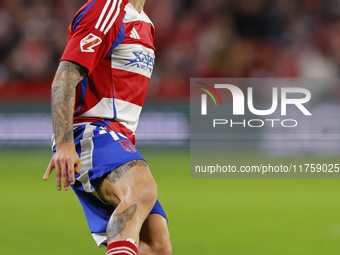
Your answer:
[61,160,69,191]
[55,160,62,191]
[67,159,75,186]
[43,160,54,180]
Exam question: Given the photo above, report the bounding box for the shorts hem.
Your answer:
[88,156,146,191]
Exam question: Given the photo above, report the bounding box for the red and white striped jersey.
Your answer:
[61,0,156,145]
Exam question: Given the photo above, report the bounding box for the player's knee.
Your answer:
[132,180,158,211]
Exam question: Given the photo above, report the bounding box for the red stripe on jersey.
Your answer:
[74,116,105,125]
[112,70,150,106]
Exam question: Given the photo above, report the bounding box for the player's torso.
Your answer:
[74,2,155,140]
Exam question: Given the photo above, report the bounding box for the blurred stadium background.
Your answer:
[1,0,340,254]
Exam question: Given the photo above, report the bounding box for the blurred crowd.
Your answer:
[1,0,340,100]
[0,0,84,83]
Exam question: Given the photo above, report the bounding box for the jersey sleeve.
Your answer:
[61,0,128,75]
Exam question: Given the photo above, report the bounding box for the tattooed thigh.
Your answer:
[105,160,148,184]
[97,160,148,205]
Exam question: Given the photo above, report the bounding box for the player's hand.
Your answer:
[43,143,82,191]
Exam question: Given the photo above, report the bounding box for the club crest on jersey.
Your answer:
[80,33,102,52]
[119,140,137,153]
[125,51,154,72]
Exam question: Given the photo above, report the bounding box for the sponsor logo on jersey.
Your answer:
[125,51,154,72]
[80,33,102,52]
[119,140,137,153]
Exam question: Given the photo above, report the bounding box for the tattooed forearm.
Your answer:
[51,61,88,145]
[105,160,148,183]
[107,204,137,242]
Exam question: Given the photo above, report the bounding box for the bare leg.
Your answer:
[97,160,158,244]
[139,214,172,255]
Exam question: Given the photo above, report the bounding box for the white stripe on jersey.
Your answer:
[114,99,142,133]
[81,97,114,119]
[78,124,96,193]
[80,98,142,133]
[95,0,123,34]
[104,0,123,34]
[100,0,118,32]
[95,0,112,29]
[111,43,155,78]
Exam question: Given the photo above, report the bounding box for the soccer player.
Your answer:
[43,0,172,255]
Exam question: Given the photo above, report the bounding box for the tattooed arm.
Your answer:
[51,61,87,145]
[44,61,88,191]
